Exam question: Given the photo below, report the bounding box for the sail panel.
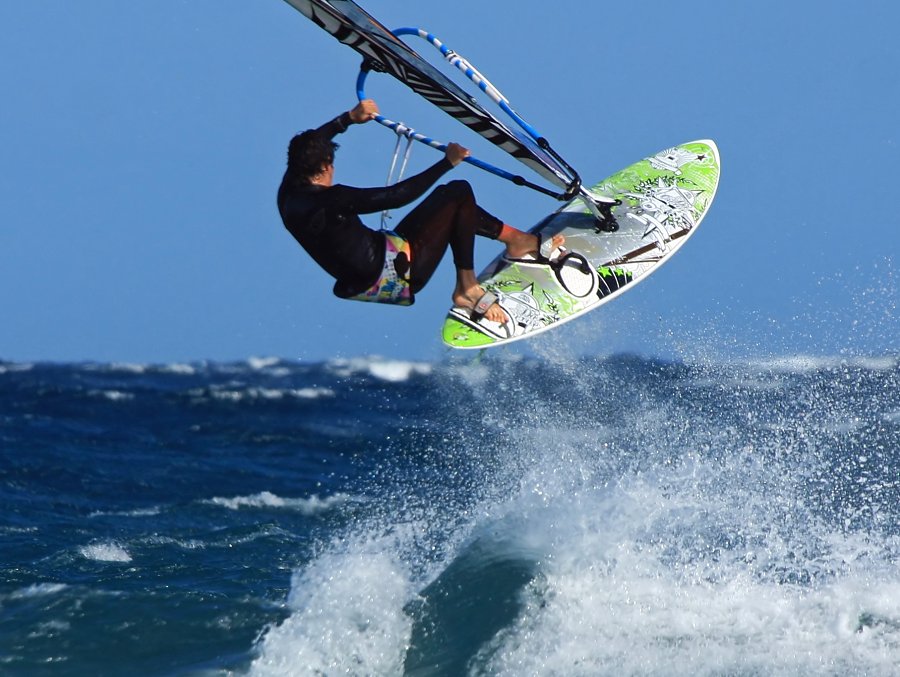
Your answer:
[282,0,575,191]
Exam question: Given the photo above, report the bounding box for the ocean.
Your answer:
[1,352,899,676]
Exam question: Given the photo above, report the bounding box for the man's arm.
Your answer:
[332,143,469,215]
[315,99,379,140]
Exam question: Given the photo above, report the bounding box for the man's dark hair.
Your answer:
[287,130,340,181]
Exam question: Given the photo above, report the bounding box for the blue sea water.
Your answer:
[1,352,899,676]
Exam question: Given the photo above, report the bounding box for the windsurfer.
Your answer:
[277,99,562,322]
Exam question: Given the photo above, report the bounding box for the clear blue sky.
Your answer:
[1,1,897,363]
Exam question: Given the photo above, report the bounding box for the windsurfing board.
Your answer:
[441,140,721,349]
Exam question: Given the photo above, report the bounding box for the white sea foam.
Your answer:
[0,362,34,374]
[294,387,334,398]
[27,619,71,639]
[483,562,900,675]
[207,386,334,402]
[9,583,68,600]
[436,462,900,675]
[88,389,135,402]
[445,361,493,389]
[107,362,147,374]
[205,491,352,514]
[243,356,293,378]
[251,372,900,675]
[207,381,335,401]
[247,356,281,370]
[79,542,132,563]
[327,356,432,382]
[88,506,162,518]
[368,360,432,382]
[250,548,413,676]
[215,349,900,674]
[142,535,207,550]
[745,354,898,373]
[160,362,196,375]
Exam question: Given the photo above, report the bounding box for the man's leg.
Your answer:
[395,180,506,321]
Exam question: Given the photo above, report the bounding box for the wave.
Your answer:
[247,356,282,370]
[0,362,34,374]
[79,541,132,563]
[326,356,433,382]
[140,534,209,551]
[251,549,413,675]
[88,506,162,519]
[462,478,900,676]
[7,583,69,600]
[3,344,898,674]
[204,491,353,515]
[1,352,896,388]
[247,345,900,676]
[202,386,335,402]
[252,475,900,676]
[87,389,135,402]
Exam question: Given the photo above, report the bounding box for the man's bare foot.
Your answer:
[453,286,506,323]
[504,232,566,260]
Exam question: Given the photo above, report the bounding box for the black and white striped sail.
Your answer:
[281,0,577,193]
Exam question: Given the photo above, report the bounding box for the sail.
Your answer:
[281,0,578,193]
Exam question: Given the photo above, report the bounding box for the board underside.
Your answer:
[441,140,721,349]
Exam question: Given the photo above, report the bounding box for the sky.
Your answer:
[1,1,898,364]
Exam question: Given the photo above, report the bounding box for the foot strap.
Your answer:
[473,291,498,318]
[504,234,564,266]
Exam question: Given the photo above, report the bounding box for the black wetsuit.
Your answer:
[278,112,504,299]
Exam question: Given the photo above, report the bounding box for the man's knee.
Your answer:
[440,179,474,201]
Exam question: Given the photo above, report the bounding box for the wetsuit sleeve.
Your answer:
[315,111,354,140]
[328,158,455,215]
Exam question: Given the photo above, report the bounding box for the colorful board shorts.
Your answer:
[346,231,414,306]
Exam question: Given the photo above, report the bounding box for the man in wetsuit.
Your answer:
[277,99,561,323]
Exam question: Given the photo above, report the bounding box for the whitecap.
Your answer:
[27,619,71,639]
[0,362,34,375]
[160,362,196,375]
[327,356,433,382]
[88,506,161,518]
[247,356,281,370]
[9,583,68,599]
[209,389,245,402]
[142,535,207,550]
[79,542,132,563]
[88,389,135,402]
[214,388,281,402]
[208,386,334,402]
[107,362,147,374]
[368,359,432,382]
[446,476,900,676]
[205,491,352,515]
[292,387,335,399]
[250,550,412,676]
